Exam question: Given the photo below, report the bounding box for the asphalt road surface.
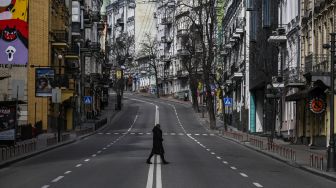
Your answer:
[0,93,336,188]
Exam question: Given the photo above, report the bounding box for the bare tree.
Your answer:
[140,33,161,98]
[110,33,135,109]
[178,0,217,129]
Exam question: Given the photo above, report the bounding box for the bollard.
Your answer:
[320,157,324,171]
[315,156,319,168]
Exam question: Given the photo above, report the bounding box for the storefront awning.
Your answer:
[285,83,327,101]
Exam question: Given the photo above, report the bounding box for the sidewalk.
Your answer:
[0,93,118,168]
[140,92,336,181]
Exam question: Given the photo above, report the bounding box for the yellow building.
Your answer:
[28,0,75,132]
[300,0,336,147]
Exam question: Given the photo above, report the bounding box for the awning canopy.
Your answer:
[285,81,328,101]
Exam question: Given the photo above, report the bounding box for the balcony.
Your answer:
[97,21,105,31]
[51,30,69,49]
[177,48,189,56]
[92,11,101,22]
[283,67,305,88]
[161,17,172,25]
[65,45,80,60]
[117,18,124,25]
[161,54,171,62]
[161,36,172,43]
[177,29,188,37]
[268,26,287,43]
[304,53,330,85]
[89,42,101,52]
[177,70,188,78]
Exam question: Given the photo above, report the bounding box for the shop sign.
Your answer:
[309,97,326,114]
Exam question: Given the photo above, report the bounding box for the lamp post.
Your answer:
[57,54,63,142]
[323,33,336,172]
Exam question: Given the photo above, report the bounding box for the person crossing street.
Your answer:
[146,124,169,164]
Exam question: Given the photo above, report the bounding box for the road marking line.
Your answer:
[240,173,248,177]
[203,134,208,136]
[138,133,143,135]
[147,133,151,135]
[207,149,210,151]
[156,155,162,188]
[103,148,107,150]
[64,171,71,174]
[210,134,215,136]
[217,156,222,159]
[92,154,97,157]
[97,150,102,153]
[84,159,90,162]
[131,133,135,135]
[155,105,159,125]
[146,157,154,188]
[98,133,103,135]
[51,176,64,183]
[171,133,176,135]
[114,133,119,135]
[223,161,228,164]
[76,164,82,167]
[41,185,50,188]
[178,133,184,135]
[230,166,237,170]
[106,133,111,135]
[211,152,215,155]
[253,183,263,187]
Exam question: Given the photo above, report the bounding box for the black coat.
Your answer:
[151,126,164,155]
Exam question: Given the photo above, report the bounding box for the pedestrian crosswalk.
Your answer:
[97,132,216,137]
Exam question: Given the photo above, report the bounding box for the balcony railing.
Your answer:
[304,54,330,74]
[283,67,305,87]
[161,36,172,43]
[89,42,101,51]
[177,29,188,37]
[161,17,172,25]
[52,30,68,43]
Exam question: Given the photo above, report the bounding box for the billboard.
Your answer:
[0,0,29,66]
[36,68,55,97]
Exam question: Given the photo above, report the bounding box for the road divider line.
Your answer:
[230,166,237,170]
[253,182,263,187]
[240,173,248,177]
[41,185,50,188]
[75,164,82,167]
[84,159,90,162]
[146,157,154,188]
[51,176,64,183]
[156,155,162,188]
[64,171,72,174]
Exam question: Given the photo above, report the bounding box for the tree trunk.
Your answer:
[204,70,216,130]
[189,75,199,112]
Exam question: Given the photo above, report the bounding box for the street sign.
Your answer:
[224,98,233,106]
[84,96,92,104]
[52,88,62,103]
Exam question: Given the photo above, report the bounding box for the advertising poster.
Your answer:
[0,104,16,141]
[36,68,55,97]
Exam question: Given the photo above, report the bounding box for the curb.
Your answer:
[0,109,120,169]
[0,139,76,168]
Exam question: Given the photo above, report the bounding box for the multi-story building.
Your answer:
[156,0,176,96]
[221,0,248,131]
[285,0,336,147]
[106,0,135,91]
[27,0,76,132]
[268,0,302,140]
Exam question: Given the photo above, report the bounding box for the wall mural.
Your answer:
[0,0,28,66]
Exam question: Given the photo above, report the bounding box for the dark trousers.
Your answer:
[147,153,166,163]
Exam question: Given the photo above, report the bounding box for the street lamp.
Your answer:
[323,33,336,172]
[57,54,63,142]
